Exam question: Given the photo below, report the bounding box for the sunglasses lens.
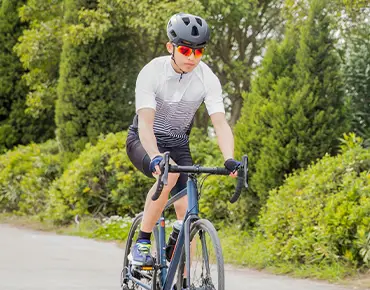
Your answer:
[195,48,204,58]
[177,46,192,56]
[176,45,205,58]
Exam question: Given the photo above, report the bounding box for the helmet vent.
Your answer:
[170,30,177,38]
[195,17,203,26]
[168,21,172,27]
[191,26,199,36]
[182,17,190,26]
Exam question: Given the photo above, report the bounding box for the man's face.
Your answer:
[167,42,204,73]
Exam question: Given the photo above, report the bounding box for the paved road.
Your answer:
[0,224,354,290]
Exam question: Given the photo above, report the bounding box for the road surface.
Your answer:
[0,224,354,290]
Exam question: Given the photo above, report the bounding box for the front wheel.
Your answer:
[176,219,224,290]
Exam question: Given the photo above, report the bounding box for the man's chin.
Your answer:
[181,65,196,73]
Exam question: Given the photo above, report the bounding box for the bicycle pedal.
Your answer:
[133,265,154,271]
[140,265,154,271]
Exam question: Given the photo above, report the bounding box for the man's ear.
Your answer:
[166,42,173,54]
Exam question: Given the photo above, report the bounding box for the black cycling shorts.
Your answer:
[126,131,193,194]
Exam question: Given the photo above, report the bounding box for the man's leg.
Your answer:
[130,174,179,266]
[141,172,180,232]
[174,195,188,220]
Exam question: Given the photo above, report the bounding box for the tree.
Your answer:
[197,0,284,127]
[55,0,209,152]
[235,0,348,212]
[55,0,138,152]
[343,12,370,145]
[0,0,53,154]
[234,24,300,210]
[14,0,64,125]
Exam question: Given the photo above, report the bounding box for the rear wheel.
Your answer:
[176,219,224,290]
[121,213,160,290]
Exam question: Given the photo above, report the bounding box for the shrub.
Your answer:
[0,140,62,215]
[92,215,132,241]
[189,128,256,227]
[45,131,152,224]
[258,142,370,266]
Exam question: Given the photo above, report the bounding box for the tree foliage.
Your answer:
[197,0,284,127]
[0,0,54,154]
[14,0,64,125]
[55,0,137,152]
[342,13,370,145]
[235,0,348,211]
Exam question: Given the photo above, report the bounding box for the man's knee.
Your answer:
[174,196,188,219]
[167,172,180,188]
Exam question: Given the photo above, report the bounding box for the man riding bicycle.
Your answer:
[126,12,241,268]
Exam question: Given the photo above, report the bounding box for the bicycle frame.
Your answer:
[125,153,248,290]
[128,174,199,290]
[161,174,199,290]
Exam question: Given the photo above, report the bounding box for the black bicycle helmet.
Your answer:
[167,13,210,48]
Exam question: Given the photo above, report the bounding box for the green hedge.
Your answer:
[188,128,258,227]
[45,131,152,224]
[258,142,370,266]
[0,140,62,215]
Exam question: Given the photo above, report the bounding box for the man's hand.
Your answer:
[149,155,163,175]
[224,158,241,178]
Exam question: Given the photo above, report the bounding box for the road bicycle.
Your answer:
[121,152,248,290]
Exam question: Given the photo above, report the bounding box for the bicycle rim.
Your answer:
[176,219,224,290]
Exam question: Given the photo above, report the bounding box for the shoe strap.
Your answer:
[137,243,151,254]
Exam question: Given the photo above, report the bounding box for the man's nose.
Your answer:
[188,52,196,60]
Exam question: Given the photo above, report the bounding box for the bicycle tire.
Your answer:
[175,219,224,290]
[121,212,160,290]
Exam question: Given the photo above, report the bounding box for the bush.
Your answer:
[92,215,132,241]
[45,131,152,224]
[189,128,257,227]
[0,140,62,215]
[258,141,370,266]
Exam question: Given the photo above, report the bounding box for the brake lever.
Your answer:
[152,152,170,201]
[243,155,249,189]
[162,152,170,185]
[230,155,248,203]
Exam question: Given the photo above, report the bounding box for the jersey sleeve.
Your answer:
[135,60,157,112]
[203,68,226,116]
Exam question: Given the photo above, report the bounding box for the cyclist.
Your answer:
[126,12,241,267]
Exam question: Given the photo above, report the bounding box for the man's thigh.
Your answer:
[167,145,193,195]
[126,134,193,193]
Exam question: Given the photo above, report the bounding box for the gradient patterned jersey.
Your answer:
[130,56,225,147]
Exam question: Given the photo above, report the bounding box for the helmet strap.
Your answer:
[171,47,187,82]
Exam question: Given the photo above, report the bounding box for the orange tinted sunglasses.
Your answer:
[175,45,205,58]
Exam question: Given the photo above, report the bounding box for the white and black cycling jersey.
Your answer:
[129,55,225,147]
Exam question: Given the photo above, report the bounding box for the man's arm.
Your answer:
[210,112,234,161]
[137,108,161,160]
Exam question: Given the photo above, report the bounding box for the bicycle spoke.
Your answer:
[177,219,224,290]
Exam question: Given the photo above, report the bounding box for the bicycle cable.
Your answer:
[198,173,212,199]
